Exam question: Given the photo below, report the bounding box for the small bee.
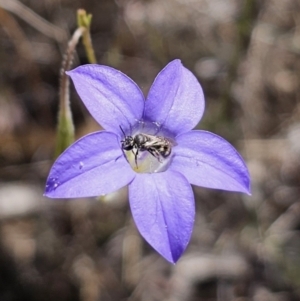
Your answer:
[120,126,175,168]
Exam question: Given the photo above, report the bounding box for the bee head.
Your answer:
[119,125,134,151]
[121,136,134,150]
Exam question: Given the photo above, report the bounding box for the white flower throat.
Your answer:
[120,121,176,173]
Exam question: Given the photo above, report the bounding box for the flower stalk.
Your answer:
[55,9,96,158]
[54,27,85,158]
[77,9,97,64]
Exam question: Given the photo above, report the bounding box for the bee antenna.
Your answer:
[119,125,126,138]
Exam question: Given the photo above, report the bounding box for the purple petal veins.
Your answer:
[66,65,145,134]
[129,170,195,263]
[170,130,250,194]
[144,59,205,136]
[45,131,135,198]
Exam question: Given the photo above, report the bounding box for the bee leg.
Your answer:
[147,148,162,163]
[134,149,139,169]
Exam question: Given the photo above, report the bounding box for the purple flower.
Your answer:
[44,60,250,263]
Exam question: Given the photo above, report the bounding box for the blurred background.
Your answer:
[0,0,300,300]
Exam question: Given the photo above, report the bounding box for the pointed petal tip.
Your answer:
[43,187,60,198]
[229,175,251,195]
[170,58,182,66]
[42,189,56,199]
[245,185,252,196]
[241,188,251,196]
[237,170,251,195]
[65,69,77,77]
[158,242,186,264]
[242,170,251,195]
[160,251,181,264]
[43,191,54,199]
[171,254,181,264]
[167,258,177,265]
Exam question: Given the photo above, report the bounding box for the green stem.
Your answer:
[77,9,97,64]
[55,27,85,158]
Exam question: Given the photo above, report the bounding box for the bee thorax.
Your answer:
[120,130,174,169]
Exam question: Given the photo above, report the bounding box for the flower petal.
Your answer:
[67,65,145,133]
[170,130,251,194]
[144,59,205,135]
[128,170,195,263]
[44,131,135,198]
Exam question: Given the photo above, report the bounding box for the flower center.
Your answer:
[121,121,175,174]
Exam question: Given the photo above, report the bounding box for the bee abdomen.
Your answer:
[160,145,172,157]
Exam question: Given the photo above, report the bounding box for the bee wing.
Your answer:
[139,134,177,147]
[165,136,177,147]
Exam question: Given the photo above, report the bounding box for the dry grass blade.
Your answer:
[0,0,67,43]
